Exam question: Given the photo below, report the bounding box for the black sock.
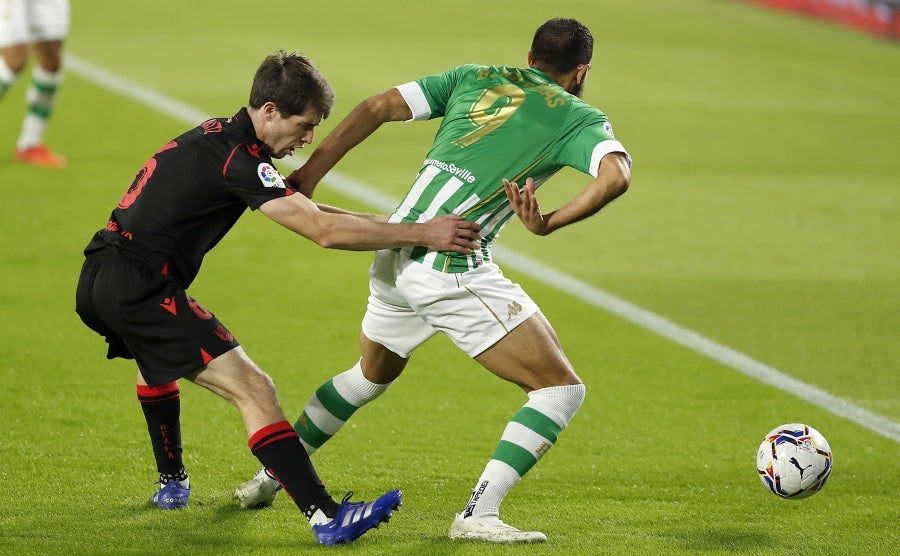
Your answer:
[248,421,338,520]
[137,381,186,483]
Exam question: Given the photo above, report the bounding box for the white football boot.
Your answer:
[448,514,547,543]
[232,468,281,509]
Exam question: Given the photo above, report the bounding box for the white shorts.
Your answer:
[362,249,540,358]
[0,0,70,48]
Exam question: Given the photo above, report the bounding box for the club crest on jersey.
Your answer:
[257,163,286,189]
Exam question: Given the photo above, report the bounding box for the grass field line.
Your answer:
[64,53,900,444]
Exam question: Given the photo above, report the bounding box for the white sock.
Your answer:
[17,65,63,150]
[308,507,330,526]
[460,460,520,519]
[332,360,393,406]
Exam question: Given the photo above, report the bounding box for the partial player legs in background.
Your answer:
[13,42,66,168]
[3,0,70,168]
[0,56,18,99]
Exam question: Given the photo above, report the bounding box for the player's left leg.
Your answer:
[0,45,28,100]
[195,347,401,545]
[13,40,66,167]
[449,311,585,543]
[233,331,408,508]
[299,335,408,455]
[235,249,429,510]
[0,0,31,100]
[137,372,191,509]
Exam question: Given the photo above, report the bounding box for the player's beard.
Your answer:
[568,81,584,98]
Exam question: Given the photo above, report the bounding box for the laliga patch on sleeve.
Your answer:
[257,163,286,188]
[603,121,615,137]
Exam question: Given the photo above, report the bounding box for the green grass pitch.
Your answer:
[0,0,897,554]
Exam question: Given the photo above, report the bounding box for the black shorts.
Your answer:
[75,246,240,386]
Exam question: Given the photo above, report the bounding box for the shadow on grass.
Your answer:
[681,527,776,552]
[113,492,328,552]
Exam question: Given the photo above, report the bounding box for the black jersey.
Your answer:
[84,108,294,286]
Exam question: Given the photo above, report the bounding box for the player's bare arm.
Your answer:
[259,193,480,253]
[286,88,412,198]
[314,203,387,222]
[504,151,631,236]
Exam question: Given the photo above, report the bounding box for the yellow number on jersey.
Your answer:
[453,84,525,148]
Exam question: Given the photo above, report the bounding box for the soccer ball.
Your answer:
[756,423,833,499]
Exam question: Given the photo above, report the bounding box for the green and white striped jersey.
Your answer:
[392,64,630,273]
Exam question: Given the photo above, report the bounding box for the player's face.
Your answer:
[263,107,322,159]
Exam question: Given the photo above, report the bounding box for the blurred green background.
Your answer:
[0,1,897,554]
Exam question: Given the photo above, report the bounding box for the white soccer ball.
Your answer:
[756,423,833,499]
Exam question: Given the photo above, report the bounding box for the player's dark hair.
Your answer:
[530,18,593,74]
[249,51,334,119]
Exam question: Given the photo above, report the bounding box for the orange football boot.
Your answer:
[14,144,67,168]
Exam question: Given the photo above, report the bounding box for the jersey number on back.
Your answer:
[452,84,525,148]
[117,141,178,209]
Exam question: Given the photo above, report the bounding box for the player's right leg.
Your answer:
[450,312,585,543]
[194,347,401,545]
[399,259,582,542]
[0,45,28,99]
[0,0,30,97]
[233,333,408,509]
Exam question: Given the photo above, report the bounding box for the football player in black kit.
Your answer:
[75,50,481,546]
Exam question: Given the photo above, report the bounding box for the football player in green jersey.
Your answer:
[234,18,632,543]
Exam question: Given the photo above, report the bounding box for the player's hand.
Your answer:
[422,214,481,254]
[504,177,548,236]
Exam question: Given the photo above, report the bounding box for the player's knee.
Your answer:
[243,366,277,399]
[3,46,29,73]
[560,383,586,414]
[527,383,586,429]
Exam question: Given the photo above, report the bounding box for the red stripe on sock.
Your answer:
[137,381,180,402]
[248,421,299,452]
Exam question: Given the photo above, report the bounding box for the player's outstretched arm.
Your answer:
[286,88,412,198]
[313,203,386,222]
[504,152,631,236]
[260,194,480,253]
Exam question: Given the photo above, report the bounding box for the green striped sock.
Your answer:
[491,405,562,477]
[463,384,585,518]
[294,379,357,453]
[26,66,61,120]
[293,362,392,454]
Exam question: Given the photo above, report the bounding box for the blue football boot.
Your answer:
[312,490,402,546]
[151,480,191,510]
